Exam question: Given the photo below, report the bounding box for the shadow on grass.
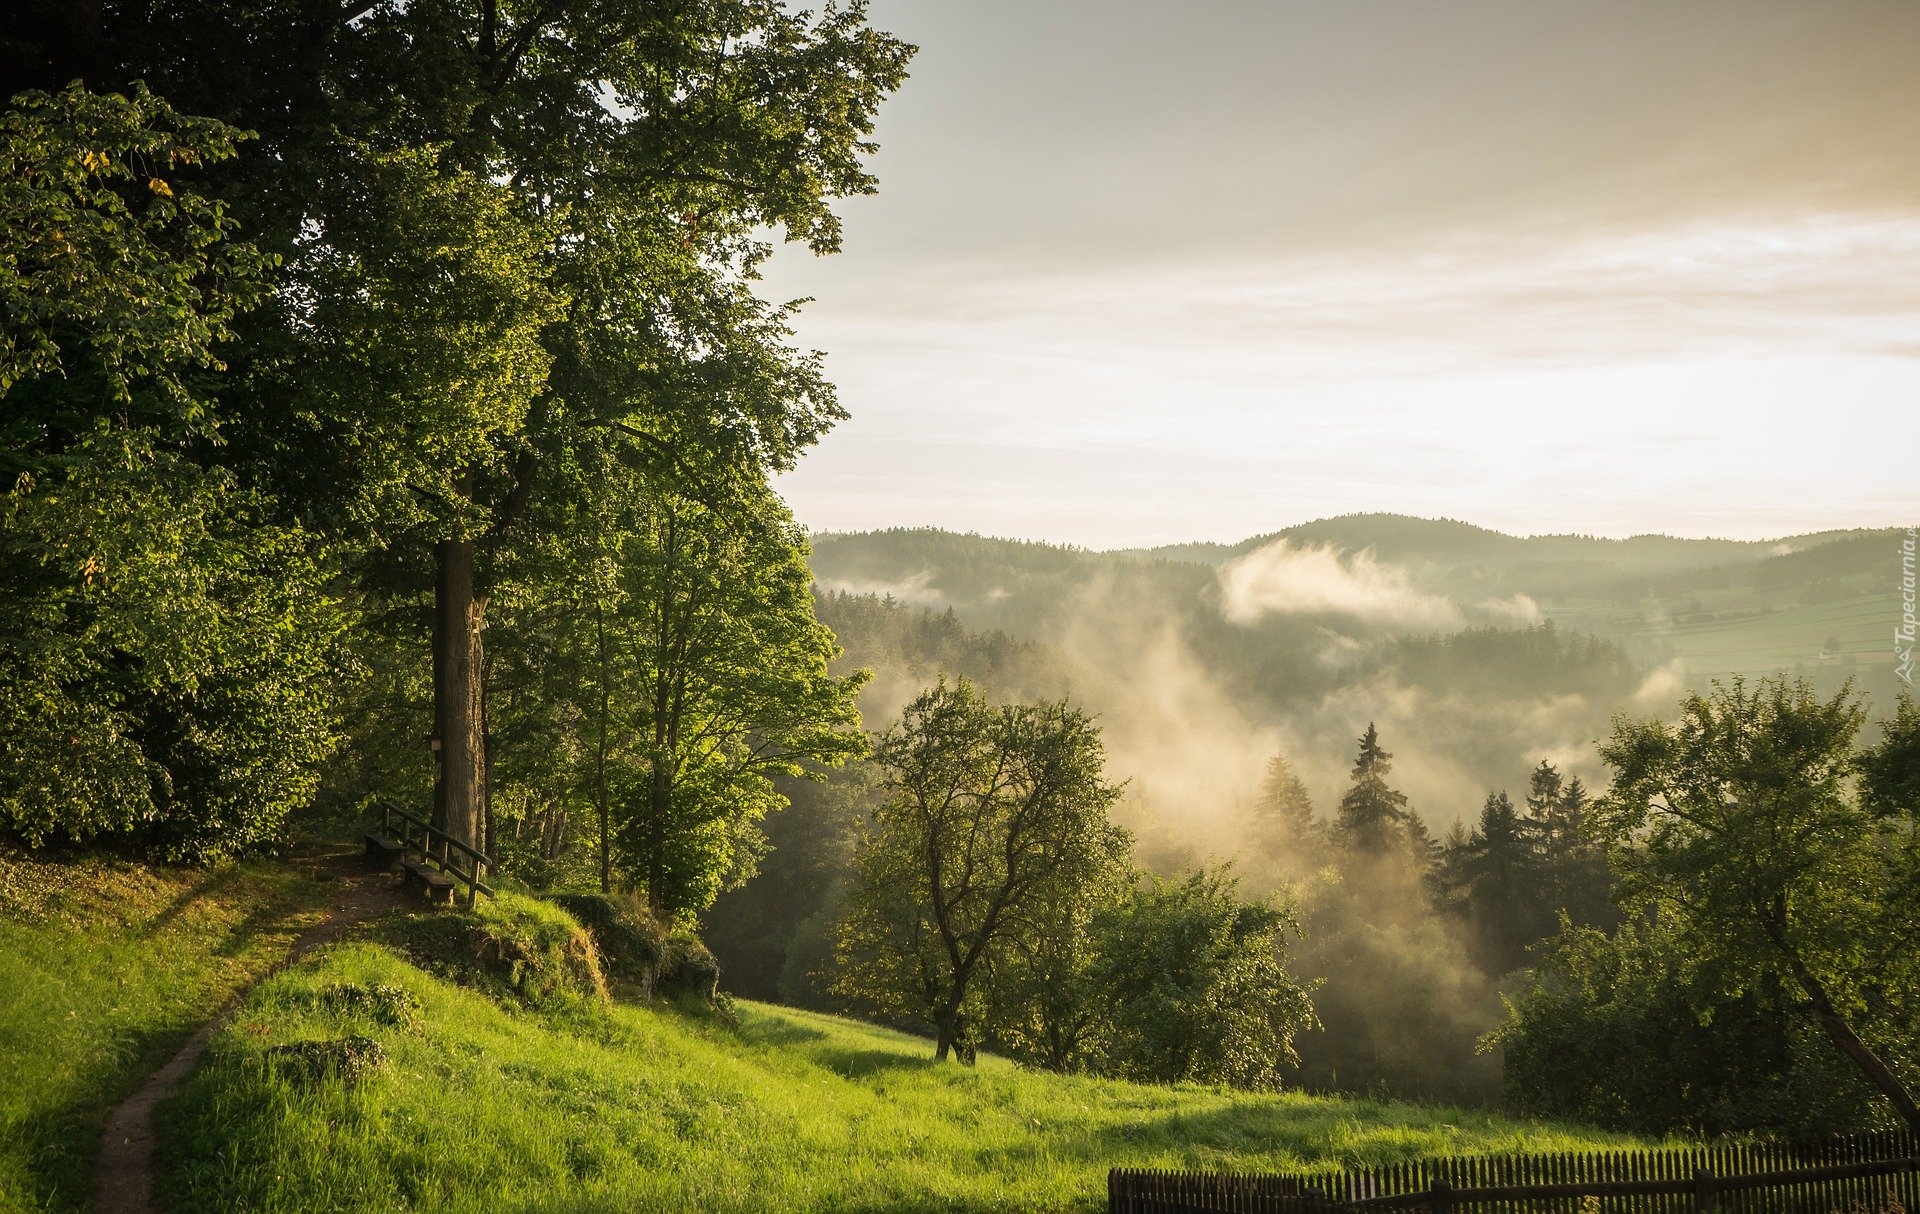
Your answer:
[735,1015,832,1049]
[139,864,249,938]
[806,1045,935,1079]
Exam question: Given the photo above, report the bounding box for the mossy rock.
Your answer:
[372,892,608,1012]
[657,931,721,1002]
[543,894,721,1004]
[549,893,666,990]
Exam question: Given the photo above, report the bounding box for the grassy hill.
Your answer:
[0,849,327,1212]
[156,936,1636,1213]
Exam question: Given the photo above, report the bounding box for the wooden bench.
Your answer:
[400,858,456,905]
[363,832,405,870]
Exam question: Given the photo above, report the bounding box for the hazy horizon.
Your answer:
[804,512,1906,554]
[765,0,1919,549]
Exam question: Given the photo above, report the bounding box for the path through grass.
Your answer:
[0,850,326,1211]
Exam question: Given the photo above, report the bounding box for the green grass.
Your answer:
[0,849,328,1212]
[160,940,1638,1213]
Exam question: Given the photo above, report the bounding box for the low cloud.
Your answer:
[1474,593,1544,627]
[1217,539,1464,631]
[816,571,947,607]
[1633,658,1689,709]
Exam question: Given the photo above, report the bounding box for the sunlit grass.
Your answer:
[160,941,1639,1213]
[0,850,327,1212]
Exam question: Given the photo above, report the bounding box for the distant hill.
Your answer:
[812,516,1906,700]
[807,517,1909,841]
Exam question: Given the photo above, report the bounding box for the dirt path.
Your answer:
[93,848,413,1214]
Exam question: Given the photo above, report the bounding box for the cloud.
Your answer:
[816,571,947,607]
[1474,594,1544,626]
[1216,540,1464,631]
[1633,658,1689,708]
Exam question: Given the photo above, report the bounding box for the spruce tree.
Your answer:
[1251,752,1320,864]
[1332,723,1420,862]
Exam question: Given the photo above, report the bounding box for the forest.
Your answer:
[2,2,1919,1211]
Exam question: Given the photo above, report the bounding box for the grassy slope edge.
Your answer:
[159,941,1636,1213]
[0,850,328,1212]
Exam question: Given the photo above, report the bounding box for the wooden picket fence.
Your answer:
[1111,1131,1920,1214]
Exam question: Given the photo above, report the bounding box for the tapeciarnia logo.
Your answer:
[1898,527,1917,687]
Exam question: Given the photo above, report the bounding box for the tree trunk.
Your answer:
[646,760,670,918]
[481,649,496,863]
[433,539,487,852]
[932,987,972,1065]
[1776,939,1920,1132]
[594,602,612,894]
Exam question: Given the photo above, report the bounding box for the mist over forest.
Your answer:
[707,513,1912,1108]
[810,515,1903,830]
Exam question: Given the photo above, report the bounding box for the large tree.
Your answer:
[1088,868,1317,1089]
[1594,676,1920,1131]
[1444,790,1543,974]
[1250,750,1320,870]
[15,1,914,852]
[835,680,1125,1063]
[1331,722,1428,867]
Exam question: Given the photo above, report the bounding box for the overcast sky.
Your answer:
[762,0,1920,548]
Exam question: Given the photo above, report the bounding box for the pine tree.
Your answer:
[1455,790,1546,974]
[1332,723,1421,862]
[1251,752,1320,865]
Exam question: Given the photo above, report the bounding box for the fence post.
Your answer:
[1432,1177,1452,1214]
[1693,1167,1716,1214]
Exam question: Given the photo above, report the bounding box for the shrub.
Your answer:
[283,982,420,1028]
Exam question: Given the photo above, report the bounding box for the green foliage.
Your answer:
[0,437,345,857]
[704,764,877,1004]
[1442,791,1544,975]
[981,820,1134,1075]
[1493,917,1880,1136]
[1859,694,1920,820]
[488,467,866,914]
[607,480,867,916]
[0,849,326,1212]
[243,139,560,545]
[158,942,1636,1212]
[0,82,267,418]
[1581,676,1920,1128]
[0,84,341,859]
[1089,869,1317,1090]
[834,679,1126,1062]
[1332,723,1428,864]
[1432,762,1616,981]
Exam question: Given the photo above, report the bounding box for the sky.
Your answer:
[762,0,1920,549]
